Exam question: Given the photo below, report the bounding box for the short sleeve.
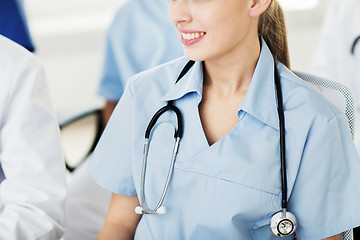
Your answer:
[289,113,360,239]
[97,5,144,101]
[97,28,124,101]
[89,79,136,196]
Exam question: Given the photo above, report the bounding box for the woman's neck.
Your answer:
[203,39,261,97]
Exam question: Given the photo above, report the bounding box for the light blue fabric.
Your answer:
[89,39,360,239]
[98,0,183,101]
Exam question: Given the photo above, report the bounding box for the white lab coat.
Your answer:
[310,0,360,151]
[0,35,67,239]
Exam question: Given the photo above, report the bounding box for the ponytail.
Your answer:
[258,0,290,69]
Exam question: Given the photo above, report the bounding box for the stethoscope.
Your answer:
[134,60,298,238]
[351,35,360,55]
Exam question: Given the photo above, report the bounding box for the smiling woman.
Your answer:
[88,0,360,239]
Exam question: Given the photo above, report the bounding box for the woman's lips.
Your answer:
[180,31,206,46]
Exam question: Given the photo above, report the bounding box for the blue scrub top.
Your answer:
[98,0,183,101]
[89,39,360,239]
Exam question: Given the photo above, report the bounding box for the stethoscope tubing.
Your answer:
[137,60,294,231]
[145,103,183,139]
[351,35,360,55]
[139,60,290,210]
[274,64,288,210]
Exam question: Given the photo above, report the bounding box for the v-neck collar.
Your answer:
[161,38,280,131]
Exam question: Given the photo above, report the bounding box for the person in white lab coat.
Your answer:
[311,1,360,238]
[310,0,360,151]
[0,34,67,239]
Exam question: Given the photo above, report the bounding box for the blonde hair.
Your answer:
[258,0,290,69]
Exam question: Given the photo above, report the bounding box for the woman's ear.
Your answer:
[249,0,272,17]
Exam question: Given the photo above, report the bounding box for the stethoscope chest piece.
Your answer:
[270,210,297,238]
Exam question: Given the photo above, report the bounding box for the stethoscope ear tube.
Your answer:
[175,60,195,84]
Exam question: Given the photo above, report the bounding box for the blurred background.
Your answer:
[22,0,336,164]
[25,0,123,115]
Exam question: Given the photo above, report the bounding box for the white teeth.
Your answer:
[182,32,205,40]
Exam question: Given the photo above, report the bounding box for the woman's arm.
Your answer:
[102,100,118,126]
[98,193,141,240]
[324,235,340,240]
[296,234,340,240]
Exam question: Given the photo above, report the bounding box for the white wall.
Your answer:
[26,0,127,115]
[286,0,336,71]
[24,0,336,115]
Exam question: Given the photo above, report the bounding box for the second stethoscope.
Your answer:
[134,60,297,238]
[351,35,360,55]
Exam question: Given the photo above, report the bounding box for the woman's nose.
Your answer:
[169,0,192,27]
